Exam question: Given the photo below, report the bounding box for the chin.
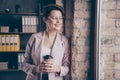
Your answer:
[56,28,63,33]
[54,25,62,31]
[56,27,61,31]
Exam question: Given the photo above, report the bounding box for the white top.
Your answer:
[41,47,51,60]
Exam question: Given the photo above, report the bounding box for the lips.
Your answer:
[55,24,62,26]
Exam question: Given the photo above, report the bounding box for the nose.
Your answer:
[56,18,62,23]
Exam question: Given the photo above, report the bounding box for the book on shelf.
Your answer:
[0,34,20,51]
[10,35,14,51]
[18,53,24,70]
[0,62,8,70]
[1,35,6,51]
[0,26,9,32]
[14,35,20,51]
[5,35,11,51]
[0,35,1,51]
[22,16,38,33]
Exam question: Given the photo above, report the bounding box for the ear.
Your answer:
[43,17,47,23]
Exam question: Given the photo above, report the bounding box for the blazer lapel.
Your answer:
[34,32,45,64]
[51,33,64,65]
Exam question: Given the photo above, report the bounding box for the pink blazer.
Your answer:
[22,31,70,80]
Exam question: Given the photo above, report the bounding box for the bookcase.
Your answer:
[0,0,55,80]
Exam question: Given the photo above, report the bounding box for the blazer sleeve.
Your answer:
[59,36,70,77]
[21,34,36,76]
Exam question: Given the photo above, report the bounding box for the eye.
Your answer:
[59,17,63,20]
[52,17,58,20]
[50,16,63,21]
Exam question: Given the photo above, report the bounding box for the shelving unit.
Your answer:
[0,0,56,80]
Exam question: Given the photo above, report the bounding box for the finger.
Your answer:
[44,63,53,67]
[45,68,53,72]
[45,65,56,72]
[39,66,43,71]
[39,64,45,67]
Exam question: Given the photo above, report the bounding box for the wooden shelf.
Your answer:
[0,12,38,16]
[0,50,25,53]
[0,69,22,72]
[0,32,34,34]
[0,12,44,16]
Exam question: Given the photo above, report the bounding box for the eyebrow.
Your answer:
[50,16,63,18]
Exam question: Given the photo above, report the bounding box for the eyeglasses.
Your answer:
[49,16,63,21]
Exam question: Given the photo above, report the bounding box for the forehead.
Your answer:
[50,10,62,16]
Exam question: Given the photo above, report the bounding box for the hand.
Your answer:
[34,61,48,73]
[42,59,61,73]
[35,63,44,73]
[34,59,61,73]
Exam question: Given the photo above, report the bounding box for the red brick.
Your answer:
[74,10,90,19]
[104,52,114,62]
[116,10,120,18]
[104,70,114,79]
[101,36,114,46]
[115,53,120,62]
[115,70,120,79]
[107,10,117,18]
[102,1,116,10]
[115,20,120,28]
[114,36,120,45]
[117,0,120,9]
[101,18,115,28]
[75,1,90,11]
[104,62,116,70]
[78,62,89,71]
[101,27,116,35]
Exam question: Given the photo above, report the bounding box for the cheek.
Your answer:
[48,20,56,24]
[45,20,53,27]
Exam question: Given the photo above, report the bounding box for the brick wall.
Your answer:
[100,0,120,80]
[72,0,92,80]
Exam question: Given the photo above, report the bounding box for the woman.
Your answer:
[22,4,70,80]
